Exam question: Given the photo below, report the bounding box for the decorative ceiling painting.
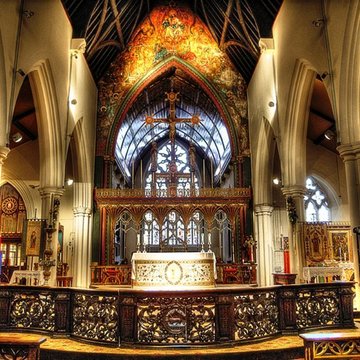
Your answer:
[97,5,248,158]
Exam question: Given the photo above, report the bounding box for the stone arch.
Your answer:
[0,178,34,218]
[0,30,7,146]
[338,1,360,144]
[106,56,238,157]
[281,58,317,188]
[252,116,277,206]
[69,118,92,185]
[28,59,63,190]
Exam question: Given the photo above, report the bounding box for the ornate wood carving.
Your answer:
[137,296,215,344]
[233,291,279,340]
[72,293,118,343]
[296,289,340,329]
[10,292,55,331]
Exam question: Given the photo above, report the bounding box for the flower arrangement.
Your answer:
[286,196,298,225]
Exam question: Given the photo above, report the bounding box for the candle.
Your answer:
[140,160,143,188]
[137,234,140,246]
[132,161,134,189]
[202,159,205,187]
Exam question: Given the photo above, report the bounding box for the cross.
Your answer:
[145,91,200,147]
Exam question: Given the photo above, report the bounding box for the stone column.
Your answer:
[338,142,360,309]
[0,146,10,182]
[38,187,64,286]
[254,204,274,286]
[72,182,93,287]
[282,185,306,281]
[73,205,92,287]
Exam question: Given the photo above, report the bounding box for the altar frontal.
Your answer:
[131,252,216,289]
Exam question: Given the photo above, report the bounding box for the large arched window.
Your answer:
[304,177,330,222]
[144,141,199,195]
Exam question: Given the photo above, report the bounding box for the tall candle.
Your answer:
[202,159,205,187]
[132,161,134,189]
[140,160,143,188]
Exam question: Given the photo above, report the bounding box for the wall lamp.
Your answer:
[12,132,23,143]
[66,178,74,186]
[273,177,281,185]
[324,129,335,141]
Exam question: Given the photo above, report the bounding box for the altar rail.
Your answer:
[90,263,257,286]
[0,282,354,347]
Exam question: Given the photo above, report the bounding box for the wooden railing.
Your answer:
[0,282,354,347]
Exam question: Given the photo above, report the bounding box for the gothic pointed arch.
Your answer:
[28,59,63,190]
[282,59,316,188]
[252,116,277,206]
[0,30,7,147]
[97,5,249,164]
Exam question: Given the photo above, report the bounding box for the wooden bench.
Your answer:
[0,333,46,360]
[300,330,360,359]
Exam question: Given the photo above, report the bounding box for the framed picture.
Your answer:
[25,219,44,256]
[329,230,352,262]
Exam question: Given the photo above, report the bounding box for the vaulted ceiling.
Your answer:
[62,0,282,83]
[9,1,337,168]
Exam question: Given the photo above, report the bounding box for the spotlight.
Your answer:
[12,132,23,143]
[312,19,325,27]
[273,177,281,185]
[71,99,77,105]
[268,101,275,107]
[320,72,329,80]
[23,10,34,18]
[66,178,74,186]
[16,69,26,77]
[324,129,335,140]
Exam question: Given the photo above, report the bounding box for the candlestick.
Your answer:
[202,159,205,187]
[201,233,205,252]
[208,233,212,252]
[137,234,140,253]
[132,161,134,189]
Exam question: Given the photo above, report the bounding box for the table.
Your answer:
[300,331,360,359]
[0,333,46,360]
[303,266,344,283]
[131,251,216,289]
[10,270,45,286]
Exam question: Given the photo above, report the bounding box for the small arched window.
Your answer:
[304,177,330,222]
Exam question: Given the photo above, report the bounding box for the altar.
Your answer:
[131,252,216,289]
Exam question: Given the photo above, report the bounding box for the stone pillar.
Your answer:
[282,185,306,281]
[73,205,92,287]
[338,143,360,309]
[0,146,10,182]
[38,187,64,286]
[72,182,93,287]
[254,204,274,286]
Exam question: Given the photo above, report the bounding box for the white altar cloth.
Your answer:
[10,270,45,286]
[131,252,216,289]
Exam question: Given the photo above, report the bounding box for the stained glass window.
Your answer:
[304,177,330,222]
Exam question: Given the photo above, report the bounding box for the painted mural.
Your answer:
[97,5,248,155]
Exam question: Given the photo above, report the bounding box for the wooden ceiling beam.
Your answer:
[220,0,234,49]
[12,108,35,123]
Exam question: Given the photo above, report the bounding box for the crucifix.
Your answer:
[145,91,200,148]
[145,91,200,195]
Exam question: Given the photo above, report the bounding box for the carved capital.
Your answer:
[0,146,10,165]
